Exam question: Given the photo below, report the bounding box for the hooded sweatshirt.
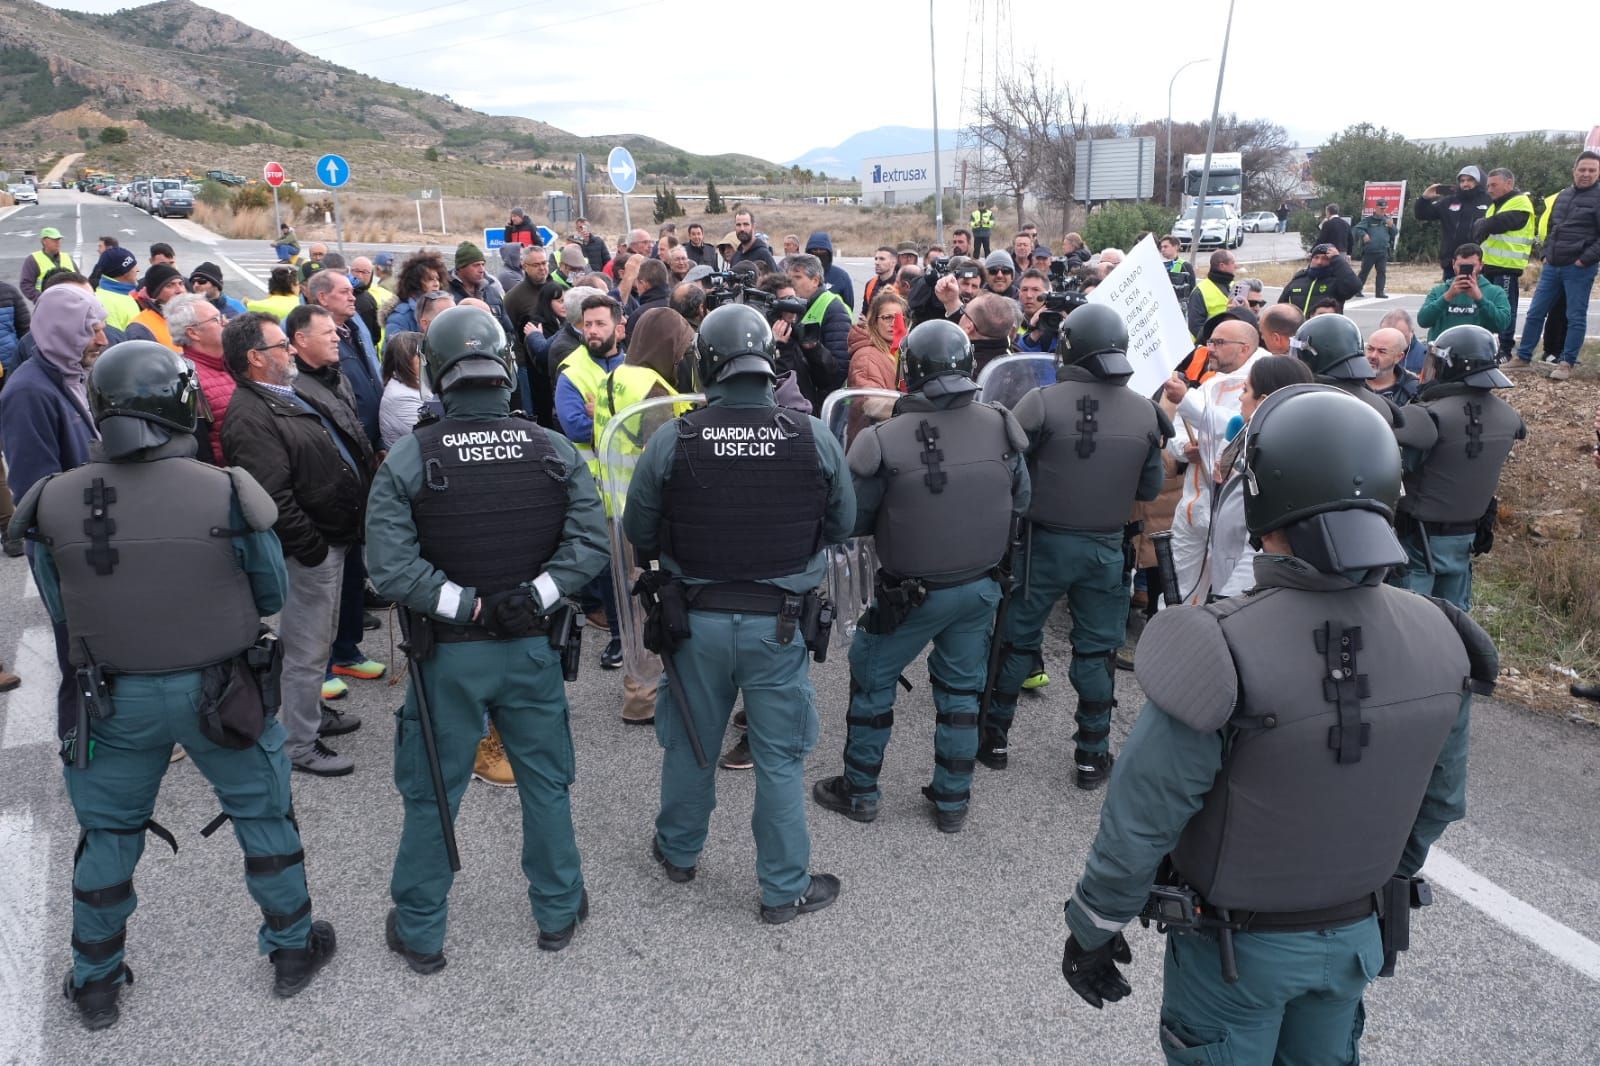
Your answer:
[33,285,106,413]
[804,231,856,311]
[497,244,525,294]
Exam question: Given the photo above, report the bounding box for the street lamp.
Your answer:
[1166,58,1209,208]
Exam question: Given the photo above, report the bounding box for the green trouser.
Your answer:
[842,577,1000,811]
[64,672,310,988]
[653,608,819,908]
[1158,917,1383,1065]
[990,528,1127,753]
[389,636,582,954]
[1398,529,1474,611]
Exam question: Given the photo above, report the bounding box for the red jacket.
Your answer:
[184,344,236,466]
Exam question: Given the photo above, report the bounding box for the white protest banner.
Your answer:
[1088,234,1193,397]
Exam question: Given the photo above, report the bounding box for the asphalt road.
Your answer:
[2,191,1599,1064]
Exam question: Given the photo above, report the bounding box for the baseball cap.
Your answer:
[374,251,395,269]
[684,264,714,284]
[1311,243,1339,257]
[895,241,920,256]
[40,226,62,239]
[1200,306,1260,344]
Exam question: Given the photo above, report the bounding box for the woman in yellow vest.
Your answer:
[592,306,696,518]
[246,265,303,321]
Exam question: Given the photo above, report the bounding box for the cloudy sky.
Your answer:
[38,0,1598,164]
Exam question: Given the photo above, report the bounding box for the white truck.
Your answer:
[1181,151,1243,217]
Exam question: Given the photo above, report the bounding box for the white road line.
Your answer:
[1424,848,1600,983]
[2,626,58,750]
[0,812,49,1066]
[215,250,268,294]
[74,199,83,264]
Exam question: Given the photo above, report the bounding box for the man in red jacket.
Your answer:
[167,293,235,465]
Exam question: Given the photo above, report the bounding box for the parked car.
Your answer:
[8,183,39,204]
[1173,204,1245,250]
[1242,210,1281,233]
[205,169,246,187]
[156,187,194,218]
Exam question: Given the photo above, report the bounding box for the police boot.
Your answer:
[385,909,445,975]
[976,726,1009,770]
[811,775,878,823]
[759,874,841,925]
[921,786,968,834]
[271,920,337,998]
[537,890,589,952]
[1074,750,1114,791]
[62,965,131,1031]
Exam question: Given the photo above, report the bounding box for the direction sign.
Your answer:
[316,153,351,189]
[263,161,285,188]
[607,146,637,194]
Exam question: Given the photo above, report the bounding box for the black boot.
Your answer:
[1075,749,1114,791]
[811,775,878,822]
[1572,681,1600,703]
[385,908,445,974]
[63,966,131,1031]
[537,890,589,952]
[271,920,337,997]
[976,727,1009,770]
[759,874,841,924]
[921,786,968,833]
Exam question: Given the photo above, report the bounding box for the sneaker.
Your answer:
[318,703,362,737]
[811,775,878,822]
[473,725,516,788]
[293,741,354,777]
[321,677,348,701]
[976,729,1009,770]
[732,709,748,731]
[921,786,967,834]
[1021,670,1049,691]
[270,920,337,998]
[600,638,623,670]
[385,908,445,975]
[759,874,841,925]
[1505,358,1533,371]
[332,659,386,680]
[1550,362,1572,382]
[537,890,589,952]
[362,612,381,632]
[63,965,130,1031]
[0,668,18,692]
[1114,647,1136,672]
[718,734,753,771]
[1075,749,1114,791]
[650,838,696,883]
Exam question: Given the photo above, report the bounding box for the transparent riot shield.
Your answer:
[976,352,1057,408]
[598,392,705,685]
[818,388,902,639]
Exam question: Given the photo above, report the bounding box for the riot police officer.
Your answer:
[1395,324,1526,609]
[1058,386,1496,1063]
[978,304,1170,789]
[11,340,334,1029]
[811,319,1029,832]
[365,305,609,970]
[1289,314,1437,454]
[621,303,855,923]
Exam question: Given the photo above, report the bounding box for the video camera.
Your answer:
[927,256,952,279]
[741,286,808,326]
[1036,261,1090,335]
[704,271,744,311]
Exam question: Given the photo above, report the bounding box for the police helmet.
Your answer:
[1425,324,1512,389]
[1289,314,1374,381]
[695,303,776,385]
[422,305,512,393]
[1242,385,1405,573]
[1059,303,1133,378]
[901,319,975,391]
[88,340,198,458]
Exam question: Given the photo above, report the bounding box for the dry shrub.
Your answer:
[194,202,275,240]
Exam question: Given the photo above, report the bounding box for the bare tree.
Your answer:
[969,60,1067,229]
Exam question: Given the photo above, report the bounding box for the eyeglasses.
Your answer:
[254,340,294,354]
[1247,299,1267,308]
[1207,338,1250,349]
[876,314,899,323]
[992,267,1014,275]
[194,315,224,328]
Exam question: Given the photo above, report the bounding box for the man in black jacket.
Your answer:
[1415,165,1492,280]
[1315,205,1352,256]
[573,218,610,271]
[221,312,372,777]
[1511,150,1600,379]
[1278,245,1362,316]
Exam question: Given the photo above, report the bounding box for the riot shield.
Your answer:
[598,392,705,685]
[976,353,1057,409]
[818,388,902,639]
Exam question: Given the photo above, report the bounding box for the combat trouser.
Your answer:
[1397,527,1475,611]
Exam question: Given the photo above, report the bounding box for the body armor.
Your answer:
[1400,385,1524,524]
[1025,370,1163,533]
[411,416,567,595]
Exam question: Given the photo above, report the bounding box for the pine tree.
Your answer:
[652,184,670,225]
[706,177,725,214]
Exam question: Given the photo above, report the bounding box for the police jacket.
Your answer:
[1415,186,1492,263]
[1540,181,1600,267]
[1277,257,1361,315]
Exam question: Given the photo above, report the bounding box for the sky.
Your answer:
[34,0,1599,165]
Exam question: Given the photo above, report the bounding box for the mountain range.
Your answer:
[786,126,961,179]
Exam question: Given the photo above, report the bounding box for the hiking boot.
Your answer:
[922,786,968,834]
[600,637,623,670]
[318,703,361,737]
[537,891,589,952]
[1550,362,1572,382]
[650,838,696,883]
[385,908,445,975]
[362,612,381,632]
[718,734,753,770]
[292,741,354,777]
[0,667,18,692]
[332,659,386,680]
[473,724,516,788]
[1075,749,1114,791]
[811,775,878,822]
[63,966,131,1031]
[1021,670,1050,692]
[976,728,1009,770]
[271,920,337,998]
[760,874,841,925]
[1571,681,1600,703]
[320,677,348,701]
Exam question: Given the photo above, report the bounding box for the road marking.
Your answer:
[215,250,268,294]
[74,199,82,263]
[1424,848,1600,983]
[0,812,48,1066]
[2,626,58,750]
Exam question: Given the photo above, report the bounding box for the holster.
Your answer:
[1378,875,1432,977]
[1472,496,1498,556]
[197,646,272,751]
[868,570,927,636]
[547,601,585,682]
[243,629,283,716]
[635,570,692,655]
[802,593,834,663]
[408,611,438,662]
[66,645,112,768]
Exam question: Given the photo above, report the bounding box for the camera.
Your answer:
[704,270,743,310]
[1036,290,1088,336]
[928,256,952,279]
[740,287,807,326]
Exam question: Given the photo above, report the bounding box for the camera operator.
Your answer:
[760,273,835,411]
[909,255,985,327]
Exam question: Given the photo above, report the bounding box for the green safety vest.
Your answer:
[1167,258,1190,274]
[801,289,846,329]
[1195,277,1229,321]
[971,208,994,230]
[246,293,302,320]
[556,346,612,482]
[592,364,687,517]
[32,249,74,281]
[1482,192,1536,271]
[96,287,140,331]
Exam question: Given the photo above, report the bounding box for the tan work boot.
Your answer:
[473,723,516,788]
[0,665,20,693]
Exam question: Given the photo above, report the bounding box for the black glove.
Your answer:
[1062,932,1133,1009]
[480,588,540,638]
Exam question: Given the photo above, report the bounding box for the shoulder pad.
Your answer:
[1011,388,1045,436]
[225,467,279,531]
[1426,595,1499,694]
[1134,607,1240,732]
[1152,402,1175,442]
[846,425,883,479]
[992,403,1029,454]
[8,474,53,543]
[1394,404,1438,452]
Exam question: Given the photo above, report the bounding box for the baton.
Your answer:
[397,608,461,873]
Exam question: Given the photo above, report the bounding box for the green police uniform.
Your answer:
[366,307,609,960]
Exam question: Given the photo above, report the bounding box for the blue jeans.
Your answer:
[1516,262,1598,364]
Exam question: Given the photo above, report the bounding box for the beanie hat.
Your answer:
[189,261,224,290]
[984,251,1015,272]
[141,263,184,298]
[97,246,138,280]
[455,241,485,269]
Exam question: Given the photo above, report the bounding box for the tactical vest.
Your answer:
[872,399,1015,583]
[1026,375,1162,533]
[1482,193,1536,272]
[411,416,567,596]
[660,405,828,581]
[1171,582,1470,911]
[34,458,261,673]
[1400,387,1523,524]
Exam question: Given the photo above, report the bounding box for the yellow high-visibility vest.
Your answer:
[1482,192,1536,271]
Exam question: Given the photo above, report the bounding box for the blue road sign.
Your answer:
[316,154,351,189]
[535,225,557,247]
[483,227,506,250]
[607,147,637,194]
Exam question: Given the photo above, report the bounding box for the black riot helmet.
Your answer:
[1290,314,1373,381]
[1425,324,1512,389]
[1242,384,1405,573]
[1059,302,1133,378]
[88,340,199,459]
[901,319,976,392]
[695,303,776,385]
[423,305,512,393]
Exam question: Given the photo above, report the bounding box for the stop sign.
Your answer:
[263,161,285,188]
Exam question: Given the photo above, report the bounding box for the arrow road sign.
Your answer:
[316,153,351,189]
[607,146,637,194]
